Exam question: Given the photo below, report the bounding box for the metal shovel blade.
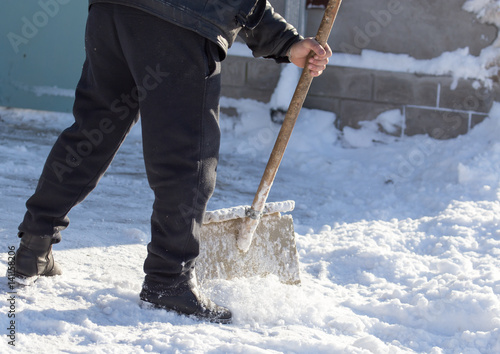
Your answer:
[197,201,300,285]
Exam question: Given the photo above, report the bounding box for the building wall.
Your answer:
[304,66,494,139]
[316,0,497,59]
[222,0,500,138]
[0,0,87,112]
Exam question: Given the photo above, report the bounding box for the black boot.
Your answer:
[14,233,62,285]
[140,278,232,324]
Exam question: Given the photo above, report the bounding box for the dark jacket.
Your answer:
[88,0,302,62]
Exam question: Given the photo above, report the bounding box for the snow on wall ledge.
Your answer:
[228,42,500,89]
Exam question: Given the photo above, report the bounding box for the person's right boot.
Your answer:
[140,277,232,324]
[13,233,62,285]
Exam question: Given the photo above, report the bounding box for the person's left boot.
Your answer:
[13,233,62,285]
[140,277,232,324]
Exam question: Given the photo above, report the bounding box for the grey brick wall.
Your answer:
[314,0,497,59]
[221,57,282,103]
[305,66,495,139]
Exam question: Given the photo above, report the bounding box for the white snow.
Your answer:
[463,0,500,32]
[269,64,301,110]
[29,85,76,98]
[1,95,500,352]
[1,2,500,352]
[231,40,500,90]
[342,109,403,148]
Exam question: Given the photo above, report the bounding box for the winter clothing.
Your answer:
[140,277,232,324]
[88,0,301,61]
[20,2,222,285]
[14,233,62,282]
[16,0,302,322]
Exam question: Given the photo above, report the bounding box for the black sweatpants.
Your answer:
[18,3,222,286]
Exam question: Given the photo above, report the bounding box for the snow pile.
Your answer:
[2,99,500,352]
[269,63,302,110]
[463,0,500,32]
[342,109,403,148]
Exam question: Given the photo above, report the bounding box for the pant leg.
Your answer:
[110,9,222,285]
[20,3,222,286]
[19,4,140,239]
[143,38,221,286]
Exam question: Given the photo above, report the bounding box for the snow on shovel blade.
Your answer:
[197,201,300,285]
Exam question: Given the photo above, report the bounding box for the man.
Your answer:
[13,0,332,324]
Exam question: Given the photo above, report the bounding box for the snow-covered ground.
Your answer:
[1,90,500,352]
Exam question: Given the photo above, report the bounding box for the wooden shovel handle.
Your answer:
[238,0,343,252]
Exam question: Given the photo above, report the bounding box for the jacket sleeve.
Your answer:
[239,2,303,63]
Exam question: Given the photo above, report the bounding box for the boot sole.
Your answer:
[139,300,232,325]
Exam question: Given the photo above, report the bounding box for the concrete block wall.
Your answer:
[315,0,497,59]
[221,0,500,139]
[220,0,287,106]
[304,66,494,139]
[221,57,282,104]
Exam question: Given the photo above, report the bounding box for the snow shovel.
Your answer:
[197,0,343,285]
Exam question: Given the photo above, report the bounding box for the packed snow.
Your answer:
[1,92,500,352]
